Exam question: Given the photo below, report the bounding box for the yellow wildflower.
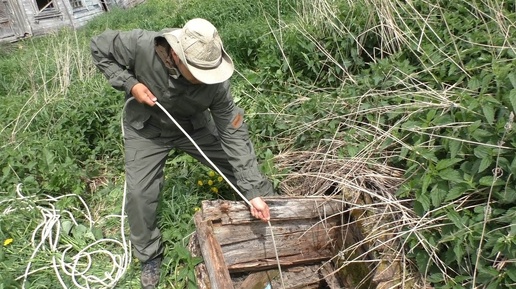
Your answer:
[217,176,223,182]
[208,180,213,186]
[208,171,216,177]
[3,238,13,246]
[197,180,203,186]
[194,207,201,212]
[211,187,219,194]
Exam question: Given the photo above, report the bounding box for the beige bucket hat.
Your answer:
[163,18,234,84]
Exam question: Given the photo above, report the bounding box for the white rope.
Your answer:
[154,101,286,288]
[5,182,131,288]
[2,97,283,288]
[10,97,132,288]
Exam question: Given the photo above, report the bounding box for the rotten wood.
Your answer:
[237,270,279,289]
[191,197,352,288]
[227,253,331,272]
[320,262,343,289]
[268,264,323,289]
[201,197,345,225]
[187,233,211,289]
[194,212,234,289]
[218,219,340,271]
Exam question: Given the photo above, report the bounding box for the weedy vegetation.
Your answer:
[0,0,515,288]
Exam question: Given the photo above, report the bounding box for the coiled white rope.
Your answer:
[2,183,131,289]
[154,101,285,288]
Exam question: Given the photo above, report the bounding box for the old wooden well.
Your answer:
[188,197,354,289]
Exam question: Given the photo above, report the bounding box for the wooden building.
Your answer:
[0,0,145,42]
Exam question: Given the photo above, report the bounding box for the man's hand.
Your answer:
[131,83,157,106]
[250,197,270,222]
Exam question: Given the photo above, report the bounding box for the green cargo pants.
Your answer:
[123,116,236,262]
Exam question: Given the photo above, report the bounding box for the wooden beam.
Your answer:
[187,233,210,289]
[218,219,340,269]
[194,212,234,289]
[201,197,345,225]
[227,254,332,273]
[238,270,279,289]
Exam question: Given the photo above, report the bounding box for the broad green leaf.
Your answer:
[414,197,428,216]
[506,267,516,282]
[502,209,516,224]
[510,89,516,114]
[496,187,516,204]
[60,220,73,236]
[477,265,499,279]
[436,158,463,171]
[509,72,516,88]
[84,231,96,241]
[418,149,438,162]
[426,109,437,122]
[447,210,464,228]
[438,168,462,182]
[510,156,516,175]
[468,77,481,90]
[415,250,430,271]
[92,227,103,240]
[401,120,421,129]
[468,120,482,132]
[453,241,464,263]
[485,280,500,289]
[427,273,444,283]
[1,166,9,179]
[479,176,505,186]
[72,224,88,240]
[449,140,462,158]
[478,157,492,173]
[445,184,468,202]
[431,186,447,208]
[422,173,432,193]
[482,104,495,124]
[471,128,493,141]
[474,146,491,159]
[43,148,54,168]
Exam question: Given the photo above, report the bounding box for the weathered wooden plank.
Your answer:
[320,262,343,289]
[201,197,344,225]
[194,213,234,289]
[187,233,210,289]
[237,270,279,289]
[217,219,340,267]
[227,254,332,272]
[233,264,328,289]
[267,264,323,289]
[213,218,339,245]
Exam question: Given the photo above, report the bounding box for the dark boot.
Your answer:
[140,256,162,289]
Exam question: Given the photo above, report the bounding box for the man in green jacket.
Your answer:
[90,18,275,289]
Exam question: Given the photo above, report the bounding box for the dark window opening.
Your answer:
[100,0,109,12]
[69,0,84,9]
[35,0,55,11]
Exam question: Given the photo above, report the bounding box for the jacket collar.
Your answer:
[155,34,181,79]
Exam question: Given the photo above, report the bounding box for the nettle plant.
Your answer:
[369,2,516,288]
[239,0,516,288]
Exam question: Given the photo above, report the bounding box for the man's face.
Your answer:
[171,51,202,84]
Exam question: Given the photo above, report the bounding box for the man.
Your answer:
[90,18,275,289]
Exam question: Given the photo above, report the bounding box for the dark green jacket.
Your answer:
[90,29,273,199]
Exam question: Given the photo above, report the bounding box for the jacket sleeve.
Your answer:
[210,81,274,200]
[90,29,142,95]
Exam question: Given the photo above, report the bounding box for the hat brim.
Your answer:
[164,29,234,85]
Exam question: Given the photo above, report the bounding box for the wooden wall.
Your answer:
[0,0,145,42]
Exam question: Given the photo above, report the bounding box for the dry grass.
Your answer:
[261,0,516,288]
[1,29,97,148]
